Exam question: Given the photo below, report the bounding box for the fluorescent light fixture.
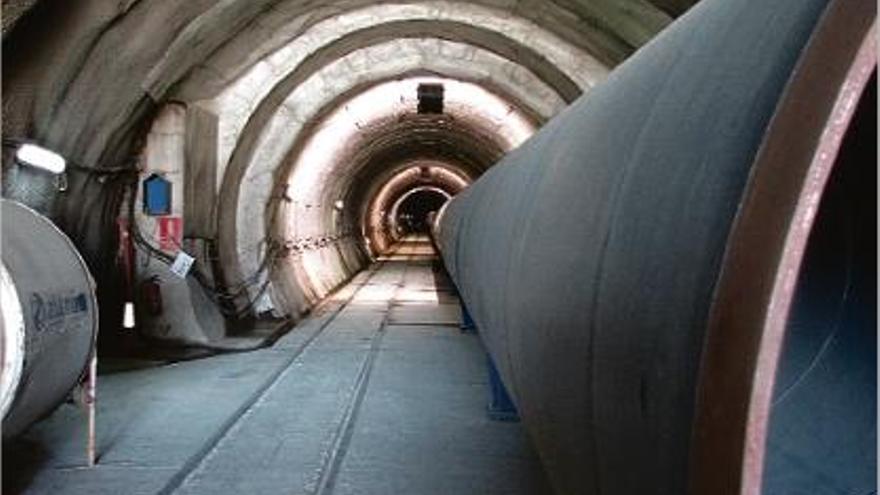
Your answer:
[123,302,136,329]
[16,143,66,174]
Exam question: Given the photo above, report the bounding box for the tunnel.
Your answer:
[0,0,876,494]
[394,187,450,235]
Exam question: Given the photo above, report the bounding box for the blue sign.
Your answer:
[143,173,171,215]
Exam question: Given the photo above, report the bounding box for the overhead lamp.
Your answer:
[16,143,67,174]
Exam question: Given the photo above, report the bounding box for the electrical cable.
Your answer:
[123,175,290,319]
[2,138,139,175]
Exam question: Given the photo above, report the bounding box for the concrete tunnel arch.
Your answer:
[214,37,586,309]
[363,165,471,254]
[164,1,618,104]
[389,186,453,234]
[251,76,537,316]
[201,6,612,314]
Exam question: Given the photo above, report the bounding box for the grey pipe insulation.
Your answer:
[1,199,99,439]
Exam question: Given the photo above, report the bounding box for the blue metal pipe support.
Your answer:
[459,301,477,334]
[486,353,519,422]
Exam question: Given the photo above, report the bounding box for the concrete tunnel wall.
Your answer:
[240,76,539,318]
[6,0,693,344]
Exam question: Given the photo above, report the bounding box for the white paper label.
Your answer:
[169,251,195,279]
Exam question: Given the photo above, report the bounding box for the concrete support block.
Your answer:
[136,104,226,345]
[184,105,219,239]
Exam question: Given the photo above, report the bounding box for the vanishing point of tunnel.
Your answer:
[0,0,876,494]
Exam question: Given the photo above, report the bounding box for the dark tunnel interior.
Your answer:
[395,189,449,235]
[763,74,877,494]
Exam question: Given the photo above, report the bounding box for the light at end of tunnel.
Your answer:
[123,302,136,329]
[15,144,67,174]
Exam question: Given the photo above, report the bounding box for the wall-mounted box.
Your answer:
[143,173,172,216]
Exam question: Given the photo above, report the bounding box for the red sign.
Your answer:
[158,217,182,251]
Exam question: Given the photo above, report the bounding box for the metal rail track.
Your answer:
[158,246,410,495]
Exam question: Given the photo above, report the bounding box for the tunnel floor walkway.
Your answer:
[5,238,551,495]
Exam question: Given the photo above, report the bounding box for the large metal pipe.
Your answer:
[434,0,875,493]
[1,199,99,438]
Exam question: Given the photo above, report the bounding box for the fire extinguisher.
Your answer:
[140,276,163,315]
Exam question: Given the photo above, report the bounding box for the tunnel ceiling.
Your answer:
[3,0,696,168]
[337,112,505,232]
[2,0,698,316]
